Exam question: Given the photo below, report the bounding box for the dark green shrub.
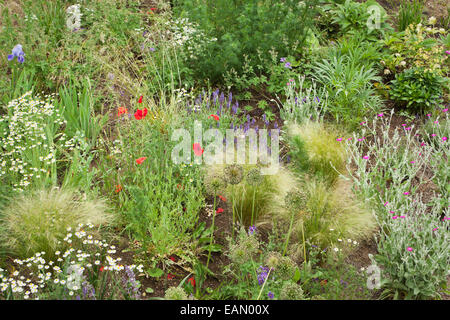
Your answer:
[172,0,319,85]
[389,67,446,113]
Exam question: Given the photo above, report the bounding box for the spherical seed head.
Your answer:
[246,168,263,186]
[240,233,259,255]
[280,281,304,300]
[265,251,282,270]
[276,256,297,281]
[164,286,188,300]
[204,172,227,195]
[229,243,248,265]
[224,164,244,185]
[284,190,307,209]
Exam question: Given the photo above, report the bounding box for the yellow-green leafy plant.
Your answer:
[382,20,448,76]
[286,121,347,185]
[0,188,114,260]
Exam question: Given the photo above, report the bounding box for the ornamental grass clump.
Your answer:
[205,160,300,231]
[0,188,113,260]
[286,120,347,185]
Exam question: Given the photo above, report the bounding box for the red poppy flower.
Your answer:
[136,157,147,165]
[167,273,175,280]
[118,106,128,117]
[188,277,195,287]
[134,108,148,120]
[216,207,224,214]
[138,96,143,103]
[115,184,122,193]
[169,256,176,262]
[218,195,227,202]
[99,266,104,272]
[193,143,204,156]
[208,114,220,121]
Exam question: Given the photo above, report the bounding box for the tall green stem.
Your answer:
[283,208,296,256]
[206,192,216,269]
[251,187,256,226]
[232,185,235,242]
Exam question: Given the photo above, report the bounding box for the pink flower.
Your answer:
[405,127,411,131]
[407,247,413,252]
[347,137,352,141]
[363,155,369,160]
[336,138,343,141]
[392,216,398,219]
[433,227,438,231]
[403,192,409,195]
[446,50,450,55]
[384,201,389,207]
[400,216,406,219]
[443,108,448,112]
[431,133,436,137]
[420,142,426,146]
[443,137,448,142]
[410,161,415,164]
[359,121,366,125]
[434,120,439,124]
[358,137,365,141]
[377,113,384,117]
[389,211,395,214]
[401,124,406,126]
[426,114,432,117]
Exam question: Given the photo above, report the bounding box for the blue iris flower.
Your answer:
[8,44,25,63]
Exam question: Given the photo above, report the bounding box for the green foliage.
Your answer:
[389,68,446,113]
[0,0,143,98]
[0,226,143,300]
[327,0,391,40]
[0,92,76,192]
[290,177,375,257]
[346,111,449,299]
[397,0,424,32]
[0,188,113,261]
[374,201,449,300]
[280,76,328,125]
[300,245,373,299]
[286,121,347,185]
[173,0,319,86]
[381,22,448,77]
[57,79,108,150]
[312,54,382,126]
[99,118,204,266]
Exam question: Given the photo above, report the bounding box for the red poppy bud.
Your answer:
[136,157,147,165]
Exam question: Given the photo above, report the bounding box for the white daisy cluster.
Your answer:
[164,17,217,60]
[1,223,143,300]
[0,92,67,191]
